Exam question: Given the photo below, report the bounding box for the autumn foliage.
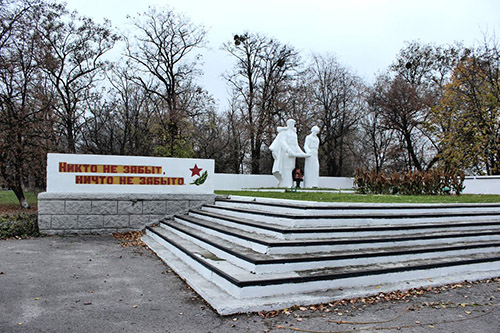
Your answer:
[354,169,465,195]
[2,0,500,210]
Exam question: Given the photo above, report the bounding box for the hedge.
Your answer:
[354,169,465,195]
[0,212,39,239]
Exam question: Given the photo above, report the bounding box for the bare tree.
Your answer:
[0,0,54,207]
[223,32,299,173]
[225,99,247,173]
[308,54,364,176]
[79,90,118,154]
[106,65,155,156]
[38,8,118,152]
[360,83,397,173]
[125,6,207,157]
[372,74,430,171]
[0,0,33,49]
[371,42,460,172]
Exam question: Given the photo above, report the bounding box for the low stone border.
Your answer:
[37,192,215,235]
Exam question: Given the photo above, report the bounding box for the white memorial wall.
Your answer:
[46,153,214,194]
[38,153,215,234]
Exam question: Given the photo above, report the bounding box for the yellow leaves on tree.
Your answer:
[431,54,500,175]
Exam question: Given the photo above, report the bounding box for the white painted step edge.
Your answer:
[144,229,500,299]
[142,234,500,315]
[154,223,500,275]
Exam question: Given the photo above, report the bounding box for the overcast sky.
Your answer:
[63,0,500,105]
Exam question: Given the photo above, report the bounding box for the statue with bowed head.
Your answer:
[303,125,320,188]
[270,120,320,188]
[269,119,308,188]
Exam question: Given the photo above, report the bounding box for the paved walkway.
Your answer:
[1,235,499,332]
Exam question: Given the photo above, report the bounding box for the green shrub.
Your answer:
[354,169,465,196]
[0,212,39,239]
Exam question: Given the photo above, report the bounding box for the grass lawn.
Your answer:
[0,191,38,215]
[214,190,500,204]
[0,190,38,207]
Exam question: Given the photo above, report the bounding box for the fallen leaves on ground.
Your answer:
[0,205,37,214]
[279,303,499,333]
[112,231,146,248]
[421,301,491,309]
[258,277,500,318]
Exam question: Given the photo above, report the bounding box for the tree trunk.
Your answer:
[403,132,422,171]
[251,146,261,174]
[66,118,76,153]
[12,183,30,209]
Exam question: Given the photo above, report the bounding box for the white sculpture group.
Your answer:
[269,119,320,188]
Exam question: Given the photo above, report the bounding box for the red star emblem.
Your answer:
[189,164,202,177]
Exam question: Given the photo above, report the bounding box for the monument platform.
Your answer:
[38,192,214,234]
[38,153,216,234]
[142,196,500,315]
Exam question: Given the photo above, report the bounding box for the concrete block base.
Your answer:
[37,192,215,235]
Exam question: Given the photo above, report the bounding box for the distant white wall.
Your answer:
[319,177,354,189]
[213,174,277,190]
[463,176,500,195]
[213,173,354,190]
[213,174,500,195]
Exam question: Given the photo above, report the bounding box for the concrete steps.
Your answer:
[203,200,500,227]
[189,208,500,240]
[142,196,500,315]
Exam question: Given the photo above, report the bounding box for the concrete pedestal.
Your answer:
[37,192,215,235]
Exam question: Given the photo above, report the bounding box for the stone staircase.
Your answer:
[141,196,500,315]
